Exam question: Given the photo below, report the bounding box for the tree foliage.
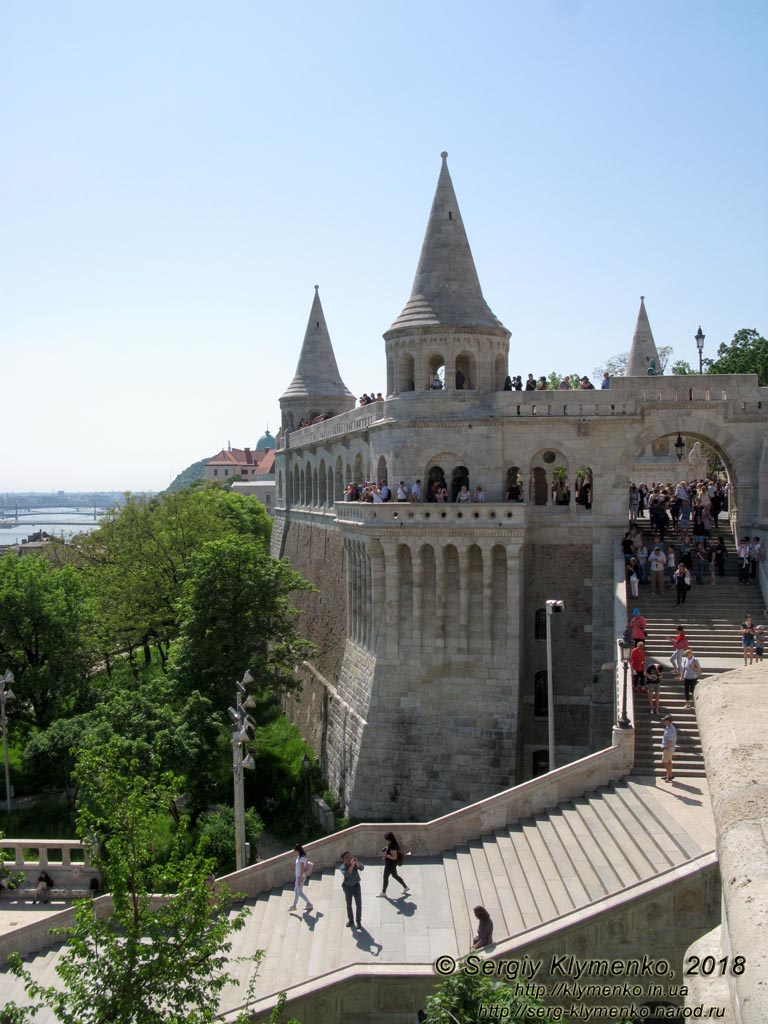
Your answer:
[8,750,257,1024]
[423,961,561,1022]
[704,327,768,385]
[0,555,97,730]
[594,345,672,379]
[73,487,272,674]
[170,536,315,707]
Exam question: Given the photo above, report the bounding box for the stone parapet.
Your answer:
[694,666,768,1023]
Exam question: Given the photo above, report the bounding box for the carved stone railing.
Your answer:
[334,501,528,529]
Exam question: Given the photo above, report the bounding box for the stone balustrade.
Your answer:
[0,838,98,889]
[334,501,528,528]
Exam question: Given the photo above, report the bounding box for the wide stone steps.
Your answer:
[213,779,707,1013]
[0,779,714,1019]
[629,526,765,777]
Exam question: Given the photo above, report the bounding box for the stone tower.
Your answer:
[280,286,355,432]
[273,155,768,822]
[385,152,510,396]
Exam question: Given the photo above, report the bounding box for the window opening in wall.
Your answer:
[448,211,453,220]
[543,450,556,464]
[532,466,548,505]
[506,466,523,502]
[428,355,445,390]
[534,609,547,639]
[534,671,548,717]
[532,750,549,777]
[451,465,469,501]
[426,465,447,503]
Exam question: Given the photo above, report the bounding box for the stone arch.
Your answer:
[353,452,363,485]
[335,457,344,502]
[376,455,388,488]
[386,353,395,396]
[299,467,306,505]
[530,448,569,506]
[277,470,283,502]
[397,351,415,393]
[311,465,318,507]
[451,465,470,501]
[506,466,523,501]
[427,352,445,390]
[625,422,742,528]
[426,463,447,502]
[318,459,327,506]
[455,351,476,391]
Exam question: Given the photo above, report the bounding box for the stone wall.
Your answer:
[279,517,347,760]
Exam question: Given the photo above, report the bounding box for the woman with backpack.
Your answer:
[377,831,409,898]
[288,843,313,913]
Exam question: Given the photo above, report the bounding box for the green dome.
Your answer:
[256,429,275,451]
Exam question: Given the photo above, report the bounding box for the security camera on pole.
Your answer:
[228,669,256,872]
[545,600,564,772]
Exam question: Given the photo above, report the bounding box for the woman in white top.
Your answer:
[289,843,313,913]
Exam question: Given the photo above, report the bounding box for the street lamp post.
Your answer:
[545,600,564,772]
[228,670,256,872]
[1,670,15,814]
[695,326,705,374]
[616,637,633,729]
[301,753,311,830]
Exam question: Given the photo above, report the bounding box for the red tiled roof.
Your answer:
[206,448,275,475]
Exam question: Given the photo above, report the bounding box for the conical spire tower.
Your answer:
[389,152,505,331]
[280,287,355,430]
[384,153,509,394]
[625,296,661,376]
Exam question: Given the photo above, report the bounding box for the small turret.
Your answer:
[626,296,662,376]
[280,287,355,431]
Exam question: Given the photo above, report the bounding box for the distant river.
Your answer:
[0,506,107,546]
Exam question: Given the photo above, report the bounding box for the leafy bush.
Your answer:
[196,805,263,875]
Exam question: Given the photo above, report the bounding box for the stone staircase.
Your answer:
[0,778,715,1019]
[630,520,766,776]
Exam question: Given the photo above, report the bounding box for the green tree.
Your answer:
[171,536,315,707]
[594,345,673,379]
[0,555,97,729]
[197,804,264,875]
[423,961,562,1022]
[704,327,768,385]
[75,486,272,675]
[671,359,695,375]
[8,750,257,1024]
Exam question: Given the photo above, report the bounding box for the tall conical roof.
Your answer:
[281,287,354,401]
[389,153,506,332]
[625,296,661,376]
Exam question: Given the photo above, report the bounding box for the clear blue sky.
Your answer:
[2,0,766,492]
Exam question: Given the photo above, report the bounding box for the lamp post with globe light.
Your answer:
[228,670,256,871]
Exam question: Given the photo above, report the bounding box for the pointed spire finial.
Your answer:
[389,154,506,332]
[280,287,354,403]
[626,296,661,376]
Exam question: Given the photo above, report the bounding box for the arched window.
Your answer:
[427,354,445,391]
[318,459,327,506]
[534,609,547,639]
[397,352,415,393]
[451,465,470,502]
[455,351,476,391]
[534,671,548,717]
[376,455,388,488]
[426,465,447,502]
[494,353,507,391]
[506,466,523,502]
